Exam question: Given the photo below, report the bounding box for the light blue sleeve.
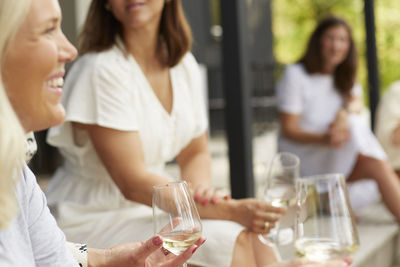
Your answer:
[23,166,78,267]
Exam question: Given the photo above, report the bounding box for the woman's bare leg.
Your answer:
[230,230,278,267]
[250,232,279,266]
[231,231,257,267]
[395,170,400,179]
[347,154,400,222]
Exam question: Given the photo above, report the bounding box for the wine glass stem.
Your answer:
[272,221,280,243]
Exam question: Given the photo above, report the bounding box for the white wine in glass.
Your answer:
[295,173,359,262]
[259,152,299,246]
[153,181,202,266]
[160,231,202,255]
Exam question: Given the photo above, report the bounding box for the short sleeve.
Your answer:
[62,51,138,131]
[181,53,209,137]
[351,83,363,97]
[276,65,304,114]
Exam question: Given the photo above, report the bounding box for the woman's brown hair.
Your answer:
[300,16,357,97]
[79,0,192,67]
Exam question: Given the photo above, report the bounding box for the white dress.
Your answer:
[45,40,243,267]
[276,64,386,209]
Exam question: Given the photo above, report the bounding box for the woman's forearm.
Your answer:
[279,112,328,146]
[87,248,106,267]
[115,170,171,207]
[282,127,328,145]
[196,198,233,221]
[179,152,211,188]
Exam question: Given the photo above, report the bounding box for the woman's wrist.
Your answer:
[196,197,235,221]
[87,248,107,267]
[319,132,330,145]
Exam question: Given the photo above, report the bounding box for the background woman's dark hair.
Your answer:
[79,0,192,67]
[300,16,357,97]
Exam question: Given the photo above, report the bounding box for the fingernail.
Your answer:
[152,236,163,246]
[192,246,198,254]
[194,195,201,202]
[212,197,218,204]
[201,238,206,245]
[202,199,208,205]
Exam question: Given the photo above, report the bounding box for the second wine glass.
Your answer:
[152,181,202,267]
[295,173,359,262]
[259,152,299,246]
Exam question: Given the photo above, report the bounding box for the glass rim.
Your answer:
[274,152,300,168]
[297,173,345,183]
[152,181,188,189]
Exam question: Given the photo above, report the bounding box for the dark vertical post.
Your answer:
[364,0,380,130]
[221,0,254,198]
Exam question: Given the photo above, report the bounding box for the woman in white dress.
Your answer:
[45,0,285,266]
[276,16,400,222]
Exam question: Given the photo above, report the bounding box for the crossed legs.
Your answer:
[347,154,400,222]
[231,231,278,267]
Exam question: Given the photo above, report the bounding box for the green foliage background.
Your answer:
[272,0,400,101]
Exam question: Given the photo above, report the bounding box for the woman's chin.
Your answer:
[34,106,66,131]
[50,106,66,128]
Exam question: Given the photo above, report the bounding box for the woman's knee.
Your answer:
[357,154,393,177]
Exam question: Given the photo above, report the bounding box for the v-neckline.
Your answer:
[129,54,176,117]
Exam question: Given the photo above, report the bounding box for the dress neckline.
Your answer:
[128,54,177,118]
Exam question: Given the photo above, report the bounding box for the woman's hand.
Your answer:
[191,184,230,206]
[326,108,350,148]
[267,257,352,267]
[89,235,206,267]
[229,198,286,234]
[326,126,350,148]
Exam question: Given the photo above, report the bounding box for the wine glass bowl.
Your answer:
[295,173,359,262]
[152,181,202,256]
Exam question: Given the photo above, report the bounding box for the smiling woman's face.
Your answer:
[2,0,77,132]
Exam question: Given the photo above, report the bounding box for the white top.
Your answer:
[276,63,386,177]
[0,165,77,267]
[46,41,243,267]
[376,81,400,169]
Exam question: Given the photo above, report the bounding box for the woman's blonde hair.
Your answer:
[0,0,30,229]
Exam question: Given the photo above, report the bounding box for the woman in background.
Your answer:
[276,16,400,221]
[45,0,285,266]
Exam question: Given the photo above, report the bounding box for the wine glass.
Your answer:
[152,181,202,267]
[294,173,359,262]
[259,152,299,246]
